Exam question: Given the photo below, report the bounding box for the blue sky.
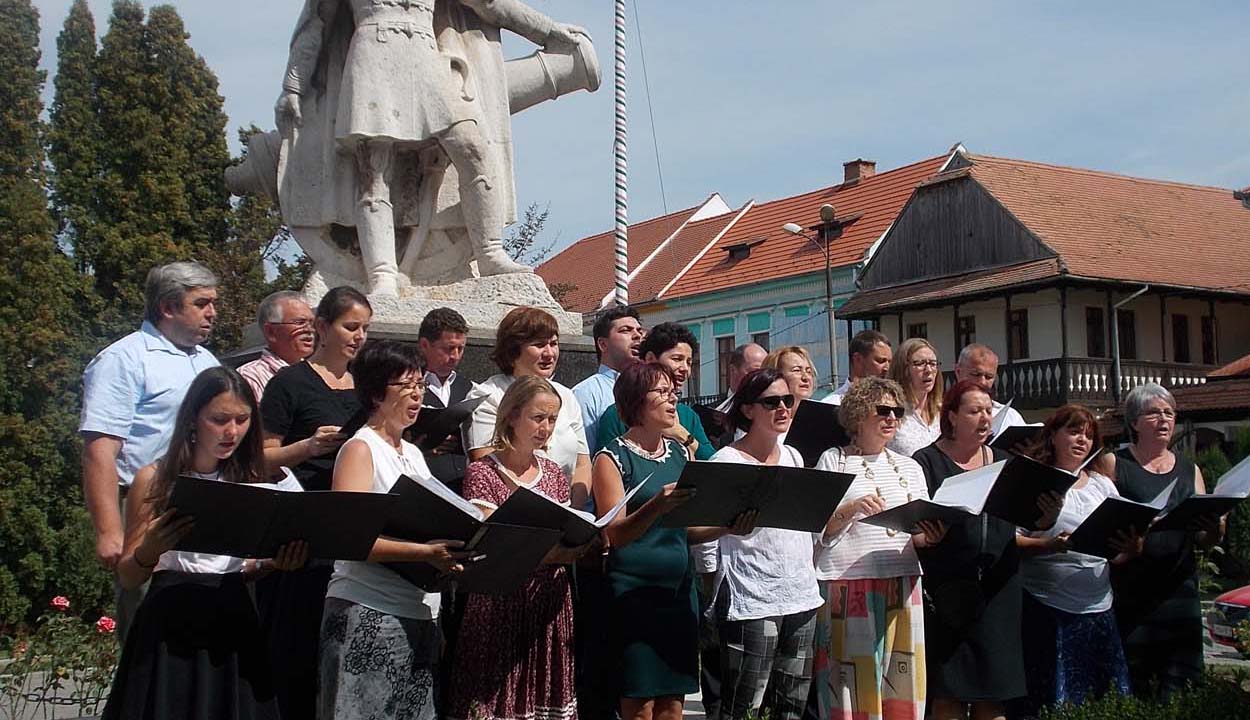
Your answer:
[33,1,1250,256]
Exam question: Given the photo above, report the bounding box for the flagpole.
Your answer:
[612,0,629,306]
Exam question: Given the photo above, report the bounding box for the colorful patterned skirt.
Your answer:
[812,576,926,720]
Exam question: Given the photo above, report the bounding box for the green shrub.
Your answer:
[1039,669,1250,720]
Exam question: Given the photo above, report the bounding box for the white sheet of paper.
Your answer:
[931,460,1008,513]
[1213,454,1250,499]
[596,472,654,527]
[416,473,484,520]
[989,400,1015,440]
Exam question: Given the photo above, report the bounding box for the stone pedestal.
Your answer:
[303,269,584,336]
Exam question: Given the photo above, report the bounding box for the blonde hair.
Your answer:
[890,338,942,424]
[763,345,814,373]
[492,375,561,453]
[837,376,906,438]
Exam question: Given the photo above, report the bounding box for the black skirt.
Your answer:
[102,570,279,720]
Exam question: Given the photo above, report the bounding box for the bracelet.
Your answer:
[681,434,697,447]
[134,551,157,569]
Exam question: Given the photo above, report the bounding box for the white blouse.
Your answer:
[708,445,824,622]
[813,447,928,582]
[887,409,941,457]
[464,374,589,482]
[1020,471,1120,615]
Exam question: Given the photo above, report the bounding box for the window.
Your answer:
[1117,309,1137,360]
[957,315,976,350]
[1008,309,1029,360]
[1202,316,1217,365]
[906,322,928,340]
[716,336,734,395]
[1172,314,1191,363]
[1085,307,1106,358]
[751,332,770,351]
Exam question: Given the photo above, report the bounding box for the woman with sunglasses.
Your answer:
[812,377,946,720]
[912,380,1061,720]
[1015,404,1140,714]
[887,339,943,457]
[708,368,822,720]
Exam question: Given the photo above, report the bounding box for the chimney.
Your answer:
[843,158,876,184]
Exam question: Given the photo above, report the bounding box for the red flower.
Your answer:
[50,596,70,612]
[96,616,117,634]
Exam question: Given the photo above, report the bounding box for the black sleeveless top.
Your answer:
[1113,446,1198,584]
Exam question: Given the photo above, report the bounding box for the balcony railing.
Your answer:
[943,359,1214,411]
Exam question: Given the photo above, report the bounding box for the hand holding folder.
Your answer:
[660,460,855,533]
[1149,454,1250,532]
[1068,481,1174,559]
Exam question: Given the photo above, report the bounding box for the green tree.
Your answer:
[47,0,99,269]
[0,0,110,627]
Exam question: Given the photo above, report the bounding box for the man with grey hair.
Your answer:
[237,290,315,401]
[79,261,221,638]
[715,342,768,412]
[954,342,1026,428]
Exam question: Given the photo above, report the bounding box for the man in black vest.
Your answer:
[417,307,473,495]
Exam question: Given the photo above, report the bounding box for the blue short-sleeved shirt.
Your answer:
[573,364,619,453]
[78,320,220,487]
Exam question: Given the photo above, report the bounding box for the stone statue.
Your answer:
[228,0,600,303]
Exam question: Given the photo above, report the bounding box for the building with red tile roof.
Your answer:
[841,149,1250,413]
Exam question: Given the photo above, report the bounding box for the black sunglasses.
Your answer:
[875,404,905,419]
[755,394,796,410]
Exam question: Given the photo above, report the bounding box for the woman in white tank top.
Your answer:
[320,340,473,720]
[104,367,307,720]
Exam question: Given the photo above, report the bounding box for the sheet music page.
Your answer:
[1213,454,1250,498]
[596,472,654,527]
[416,474,485,520]
[932,460,1008,512]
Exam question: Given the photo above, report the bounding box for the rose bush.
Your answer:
[1,594,118,717]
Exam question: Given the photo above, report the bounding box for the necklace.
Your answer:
[860,449,911,537]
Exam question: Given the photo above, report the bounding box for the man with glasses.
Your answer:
[238,291,315,402]
[955,343,1026,428]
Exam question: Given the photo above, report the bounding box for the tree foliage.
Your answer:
[504,202,576,304]
[47,0,98,266]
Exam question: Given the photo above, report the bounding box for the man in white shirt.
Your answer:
[820,329,893,405]
[955,342,1027,427]
[714,342,767,412]
[573,305,643,453]
[416,307,473,493]
[236,291,315,402]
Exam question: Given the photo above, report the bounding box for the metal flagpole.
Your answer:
[613,0,629,306]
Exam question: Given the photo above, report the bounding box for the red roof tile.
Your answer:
[1171,377,1250,414]
[1210,354,1250,379]
[629,211,740,303]
[965,155,1250,293]
[839,258,1063,317]
[536,203,703,314]
[662,156,947,300]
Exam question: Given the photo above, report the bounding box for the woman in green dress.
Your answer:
[593,362,747,720]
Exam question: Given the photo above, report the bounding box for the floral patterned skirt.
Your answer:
[812,576,926,720]
[318,598,441,720]
[446,566,577,720]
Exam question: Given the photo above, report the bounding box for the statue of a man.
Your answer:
[277,0,591,296]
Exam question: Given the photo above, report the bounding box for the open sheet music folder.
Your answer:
[1068,481,1174,559]
[660,460,854,533]
[169,475,394,561]
[1150,453,1250,532]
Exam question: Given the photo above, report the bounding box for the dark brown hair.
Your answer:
[1027,403,1101,467]
[490,306,559,374]
[615,361,676,428]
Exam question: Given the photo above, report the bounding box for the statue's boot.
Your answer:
[355,198,401,296]
[460,171,530,276]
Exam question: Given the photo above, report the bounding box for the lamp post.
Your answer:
[784,205,839,389]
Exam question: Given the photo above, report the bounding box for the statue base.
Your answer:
[302,269,584,336]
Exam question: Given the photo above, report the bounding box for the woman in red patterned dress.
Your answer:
[447,375,592,720]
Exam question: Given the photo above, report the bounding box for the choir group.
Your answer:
[78,262,1229,720]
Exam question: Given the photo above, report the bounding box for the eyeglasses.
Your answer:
[910,359,939,369]
[387,379,428,394]
[1142,408,1176,420]
[647,387,678,401]
[875,404,905,419]
[755,394,796,411]
[269,318,315,331]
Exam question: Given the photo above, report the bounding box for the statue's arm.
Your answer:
[283,0,340,96]
[458,0,563,47]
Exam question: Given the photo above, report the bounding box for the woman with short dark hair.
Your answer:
[466,306,592,507]
[321,340,471,720]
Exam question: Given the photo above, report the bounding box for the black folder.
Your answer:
[408,396,487,451]
[1068,483,1172,559]
[169,475,394,560]
[860,499,978,534]
[659,460,854,533]
[385,523,562,596]
[691,403,732,439]
[383,474,487,543]
[989,424,1043,452]
[786,400,851,468]
[981,455,1085,530]
[1150,455,1250,532]
[487,479,645,546]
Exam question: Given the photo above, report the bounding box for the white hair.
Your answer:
[144,261,218,323]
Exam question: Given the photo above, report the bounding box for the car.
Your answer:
[1209,584,1250,649]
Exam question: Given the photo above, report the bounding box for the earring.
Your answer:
[189,428,197,445]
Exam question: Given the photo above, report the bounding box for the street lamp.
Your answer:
[783,203,840,389]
